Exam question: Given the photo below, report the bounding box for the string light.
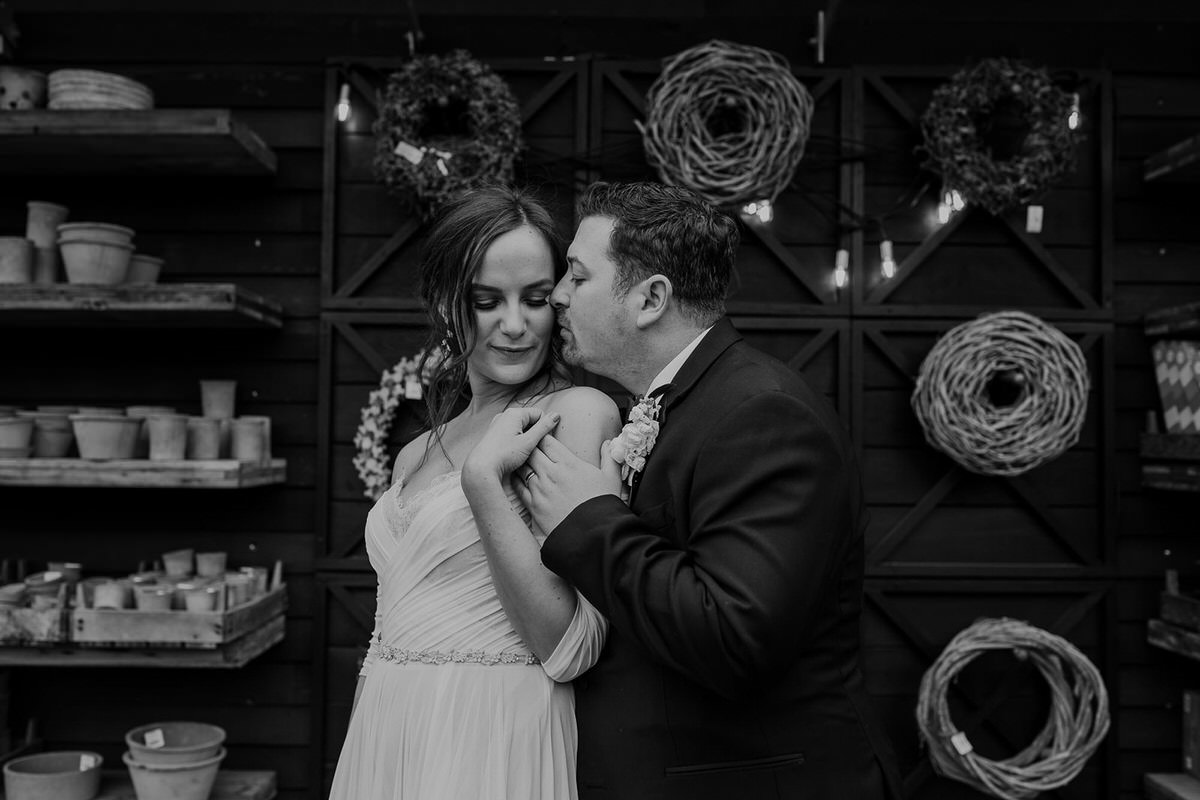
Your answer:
[1067,92,1081,130]
[336,83,352,123]
[741,199,774,224]
[880,239,896,279]
[834,248,849,289]
[935,189,965,225]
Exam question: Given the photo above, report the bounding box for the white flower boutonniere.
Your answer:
[608,395,662,487]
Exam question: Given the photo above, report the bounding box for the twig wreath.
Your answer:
[639,39,814,208]
[916,618,1109,800]
[921,58,1080,215]
[911,311,1089,476]
[353,346,445,501]
[373,50,524,219]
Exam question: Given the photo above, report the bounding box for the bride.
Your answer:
[328,185,621,800]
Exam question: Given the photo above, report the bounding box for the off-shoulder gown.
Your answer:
[328,470,606,800]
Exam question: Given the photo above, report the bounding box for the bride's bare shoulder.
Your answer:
[540,386,621,433]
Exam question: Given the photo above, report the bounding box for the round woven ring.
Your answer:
[921,58,1079,216]
[372,50,524,219]
[916,617,1110,800]
[640,39,814,208]
[911,310,1089,476]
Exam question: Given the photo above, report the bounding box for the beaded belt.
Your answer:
[371,641,540,666]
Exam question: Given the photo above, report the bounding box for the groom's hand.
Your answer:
[515,433,622,532]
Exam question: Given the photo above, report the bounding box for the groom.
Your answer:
[511,181,900,799]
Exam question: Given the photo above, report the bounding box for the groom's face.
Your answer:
[552,215,636,375]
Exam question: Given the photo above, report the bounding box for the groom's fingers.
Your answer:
[519,411,559,442]
[535,433,575,462]
[599,440,622,486]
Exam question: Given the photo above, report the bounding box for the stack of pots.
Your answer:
[123,721,227,800]
[58,222,135,285]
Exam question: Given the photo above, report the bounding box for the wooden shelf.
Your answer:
[1143,462,1200,492]
[0,458,287,488]
[1149,618,1200,662]
[0,615,284,668]
[1147,772,1200,800]
[1145,133,1200,184]
[0,109,276,175]
[0,283,283,328]
[0,771,275,800]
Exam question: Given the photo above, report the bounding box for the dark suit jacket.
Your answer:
[542,319,901,800]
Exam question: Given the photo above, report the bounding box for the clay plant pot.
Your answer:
[195,551,227,578]
[0,417,35,452]
[146,413,188,461]
[161,548,194,578]
[125,722,226,766]
[126,253,164,284]
[3,751,103,800]
[133,584,172,611]
[91,579,132,609]
[0,236,34,283]
[33,247,60,284]
[0,66,48,110]
[231,416,268,462]
[199,380,237,419]
[25,201,70,249]
[126,405,175,459]
[69,414,140,460]
[60,239,133,285]
[17,411,75,458]
[185,416,221,460]
[56,222,135,246]
[122,748,225,800]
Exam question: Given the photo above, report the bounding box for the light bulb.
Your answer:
[950,190,965,212]
[741,199,773,224]
[880,240,896,279]
[1067,92,1081,130]
[336,83,352,123]
[937,203,951,224]
[834,248,849,289]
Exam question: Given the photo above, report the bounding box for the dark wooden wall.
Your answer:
[3,3,1200,799]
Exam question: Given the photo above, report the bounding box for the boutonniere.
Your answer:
[608,394,662,487]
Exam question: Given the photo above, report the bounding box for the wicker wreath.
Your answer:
[373,50,524,219]
[639,39,814,208]
[353,347,444,501]
[921,58,1079,215]
[911,311,1089,476]
[916,618,1109,800]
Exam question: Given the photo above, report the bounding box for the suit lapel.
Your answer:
[629,318,742,507]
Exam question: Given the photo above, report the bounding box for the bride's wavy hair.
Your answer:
[416,184,569,447]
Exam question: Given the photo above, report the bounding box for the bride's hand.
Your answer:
[462,407,561,488]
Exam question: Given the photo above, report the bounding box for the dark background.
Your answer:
[2,2,1199,798]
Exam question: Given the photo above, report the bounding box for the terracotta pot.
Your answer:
[146,414,188,461]
[56,222,135,246]
[185,416,221,460]
[199,380,237,419]
[124,722,226,766]
[25,201,70,249]
[18,411,75,458]
[122,747,225,800]
[3,751,102,800]
[0,66,47,110]
[69,414,140,460]
[133,584,172,611]
[0,236,34,283]
[76,406,123,416]
[230,416,268,462]
[238,414,272,458]
[195,551,227,578]
[60,239,133,285]
[126,253,164,283]
[0,417,35,450]
[126,405,175,458]
[33,247,60,284]
[161,548,194,578]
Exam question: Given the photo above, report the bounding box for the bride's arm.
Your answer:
[462,387,620,661]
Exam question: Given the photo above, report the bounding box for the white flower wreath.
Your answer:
[353,346,446,500]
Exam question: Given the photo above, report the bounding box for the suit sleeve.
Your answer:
[541,390,855,699]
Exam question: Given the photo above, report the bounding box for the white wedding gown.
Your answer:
[328,470,606,800]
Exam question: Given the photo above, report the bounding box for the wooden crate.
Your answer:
[0,607,68,646]
[71,583,286,647]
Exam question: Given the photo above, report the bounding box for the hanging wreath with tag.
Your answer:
[639,39,815,208]
[373,50,524,219]
[353,346,445,501]
[921,58,1080,215]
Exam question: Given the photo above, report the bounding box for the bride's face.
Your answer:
[465,224,557,388]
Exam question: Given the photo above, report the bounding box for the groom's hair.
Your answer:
[577,181,739,325]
